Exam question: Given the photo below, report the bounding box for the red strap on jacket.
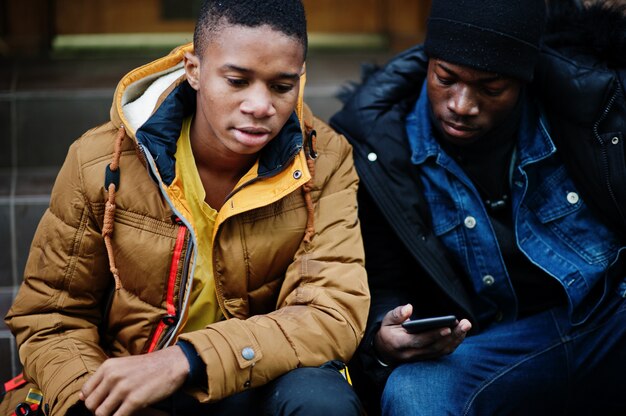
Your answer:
[3,374,45,416]
[3,372,26,395]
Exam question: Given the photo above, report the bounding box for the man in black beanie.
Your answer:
[331,0,626,414]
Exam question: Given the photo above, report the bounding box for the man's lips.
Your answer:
[232,126,272,146]
[443,121,478,132]
[440,120,481,140]
[236,126,271,135]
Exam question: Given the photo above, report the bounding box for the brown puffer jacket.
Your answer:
[5,44,369,415]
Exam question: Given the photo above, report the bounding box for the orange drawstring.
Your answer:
[302,128,317,244]
[102,126,126,289]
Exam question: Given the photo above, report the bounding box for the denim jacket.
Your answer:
[407,83,625,325]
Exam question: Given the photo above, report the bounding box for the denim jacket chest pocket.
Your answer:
[426,194,462,236]
[524,165,620,266]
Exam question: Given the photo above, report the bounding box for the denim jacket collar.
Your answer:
[515,104,556,168]
[406,83,439,165]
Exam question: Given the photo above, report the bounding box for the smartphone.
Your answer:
[401,315,457,334]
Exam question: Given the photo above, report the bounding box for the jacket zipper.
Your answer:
[138,143,201,350]
[177,236,195,313]
[158,228,195,350]
[592,85,623,221]
[147,224,187,352]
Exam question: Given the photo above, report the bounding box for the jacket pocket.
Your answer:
[526,165,620,265]
[425,194,461,236]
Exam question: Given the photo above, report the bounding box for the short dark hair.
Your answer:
[193,0,308,59]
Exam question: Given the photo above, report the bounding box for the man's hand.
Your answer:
[79,346,190,416]
[374,304,471,365]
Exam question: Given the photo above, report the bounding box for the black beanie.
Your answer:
[424,0,546,82]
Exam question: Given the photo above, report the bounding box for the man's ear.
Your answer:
[184,52,201,91]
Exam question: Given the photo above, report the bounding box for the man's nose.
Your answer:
[240,86,277,118]
[448,86,479,116]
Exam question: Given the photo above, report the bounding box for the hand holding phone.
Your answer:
[401,315,457,334]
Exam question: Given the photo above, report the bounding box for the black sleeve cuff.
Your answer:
[358,321,394,383]
[177,340,207,388]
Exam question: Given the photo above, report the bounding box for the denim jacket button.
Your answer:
[566,192,579,204]
[482,275,495,286]
[464,216,477,229]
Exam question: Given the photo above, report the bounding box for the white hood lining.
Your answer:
[122,64,186,132]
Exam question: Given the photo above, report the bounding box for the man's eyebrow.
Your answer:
[437,62,503,83]
[221,64,301,80]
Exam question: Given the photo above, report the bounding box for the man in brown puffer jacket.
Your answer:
[4,1,369,415]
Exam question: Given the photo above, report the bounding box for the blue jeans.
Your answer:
[381,296,626,415]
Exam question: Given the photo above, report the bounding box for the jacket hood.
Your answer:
[110,43,189,137]
[109,43,310,185]
[536,2,626,126]
[330,45,428,143]
[544,1,626,68]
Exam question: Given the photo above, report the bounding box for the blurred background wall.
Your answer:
[0,0,431,382]
[1,0,431,56]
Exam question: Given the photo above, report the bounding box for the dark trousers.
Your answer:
[154,361,364,416]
